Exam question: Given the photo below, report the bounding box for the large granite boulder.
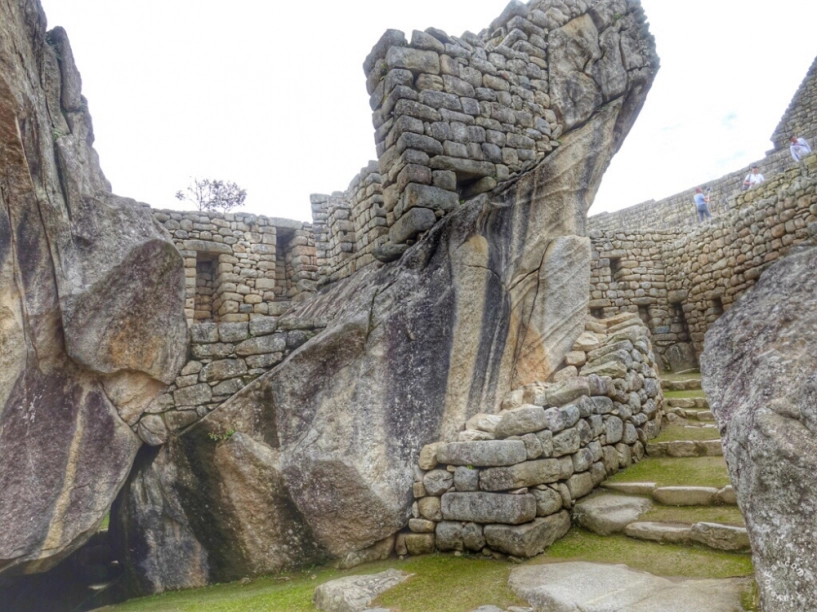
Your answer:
[115,1,658,593]
[0,0,187,578]
[701,241,817,611]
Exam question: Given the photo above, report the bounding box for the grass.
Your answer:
[642,505,745,527]
[533,529,753,579]
[652,425,720,443]
[608,456,731,488]
[664,389,707,399]
[97,555,525,612]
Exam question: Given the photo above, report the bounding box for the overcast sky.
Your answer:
[38,0,817,222]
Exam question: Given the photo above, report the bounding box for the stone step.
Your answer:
[647,439,722,457]
[666,397,709,410]
[660,379,702,391]
[625,520,750,552]
[653,485,736,506]
[602,483,736,506]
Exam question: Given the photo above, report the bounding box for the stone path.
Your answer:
[509,562,749,612]
[576,372,750,553]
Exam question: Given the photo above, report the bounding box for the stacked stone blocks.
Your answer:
[153,209,318,324]
[400,313,663,558]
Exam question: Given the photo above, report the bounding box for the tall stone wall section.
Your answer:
[771,55,817,151]
[313,0,657,286]
[587,148,794,233]
[588,156,817,370]
[152,210,317,324]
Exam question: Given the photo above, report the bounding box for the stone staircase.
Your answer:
[575,372,751,554]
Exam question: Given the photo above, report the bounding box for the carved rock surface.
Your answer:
[0,0,186,577]
[702,242,817,611]
[116,0,657,594]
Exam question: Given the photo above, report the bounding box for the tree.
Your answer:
[175,178,247,213]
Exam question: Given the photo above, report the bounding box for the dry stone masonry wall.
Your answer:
[310,0,657,286]
[152,210,318,324]
[401,313,663,558]
[771,54,817,151]
[587,156,817,371]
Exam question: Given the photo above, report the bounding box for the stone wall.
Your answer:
[311,0,657,287]
[401,313,663,558]
[152,210,318,324]
[771,55,817,151]
[588,156,817,370]
[133,317,327,445]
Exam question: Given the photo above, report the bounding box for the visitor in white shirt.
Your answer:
[743,166,765,190]
[790,135,812,162]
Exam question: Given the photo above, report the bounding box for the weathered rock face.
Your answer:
[0,1,187,577]
[701,241,817,612]
[116,1,658,589]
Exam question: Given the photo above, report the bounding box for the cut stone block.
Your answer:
[652,486,719,506]
[690,522,750,552]
[484,511,571,557]
[574,494,653,535]
[480,459,563,491]
[441,492,536,524]
[389,207,437,244]
[437,440,527,467]
[624,521,693,544]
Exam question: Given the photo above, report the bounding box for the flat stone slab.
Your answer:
[653,486,719,506]
[313,569,411,612]
[601,481,657,496]
[690,522,751,552]
[647,441,723,458]
[574,494,653,535]
[624,521,693,544]
[509,562,747,611]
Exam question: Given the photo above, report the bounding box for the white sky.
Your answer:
[38,0,817,221]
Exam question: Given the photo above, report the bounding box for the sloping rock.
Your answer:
[702,242,817,611]
[509,562,747,611]
[115,0,658,594]
[0,0,186,576]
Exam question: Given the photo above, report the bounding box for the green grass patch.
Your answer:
[97,555,524,612]
[534,529,753,580]
[100,512,110,531]
[608,456,731,488]
[653,425,721,443]
[374,554,525,611]
[663,389,707,399]
[642,505,745,527]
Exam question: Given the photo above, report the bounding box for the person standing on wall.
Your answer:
[790,135,812,162]
[743,166,765,190]
[694,187,711,222]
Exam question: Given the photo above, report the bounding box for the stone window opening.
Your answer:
[194,252,218,322]
[671,302,691,343]
[609,257,622,281]
[711,297,725,317]
[276,228,296,301]
[638,305,650,326]
[591,308,604,319]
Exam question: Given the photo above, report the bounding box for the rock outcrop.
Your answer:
[0,1,187,577]
[701,239,817,612]
[114,0,658,595]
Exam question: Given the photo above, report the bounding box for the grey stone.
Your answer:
[423,469,454,496]
[405,534,435,555]
[313,569,411,612]
[435,521,464,551]
[454,466,479,492]
[624,521,692,544]
[249,317,278,336]
[689,522,750,552]
[652,487,718,506]
[389,207,437,243]
[200,359,248,383]
[531,487,562,516]
[219,322,249,343]
[480,459,563,491]
[235,334,287,356]
[552,427,580,457]
[566,472,594,500]
[495,405,548,438]
[173,383,213,407]
[137,415,169,447]
[574,494,652,535]
[408,519,435,534]
[386,47,441,75]
[484,511,571,557]
[441,492,536,524]
[437,440,527,467]
[509,562,747,611]
[191,323,219,343]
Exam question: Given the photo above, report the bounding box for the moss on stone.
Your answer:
[652,425,720,443]
[642,504,745,526]
[663,389,707,399]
